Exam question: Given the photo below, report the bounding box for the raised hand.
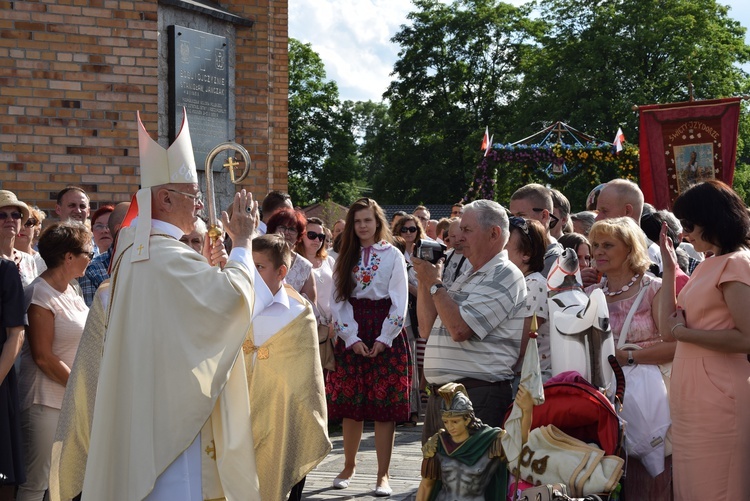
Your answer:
[221,189,257,249]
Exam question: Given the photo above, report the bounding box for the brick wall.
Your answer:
[0,0,288,214]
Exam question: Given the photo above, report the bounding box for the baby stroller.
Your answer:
[505,367,626,501]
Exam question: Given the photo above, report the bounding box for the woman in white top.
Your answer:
[14,206,47,276]
[506,217,552,380]
[267,208,317,305]
[297,217,336,370]
[17,222,90,501]
[327,198,409,497]
[391,215,425,425]
[0,191,37,286]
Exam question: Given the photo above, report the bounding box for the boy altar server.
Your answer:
[247,234,330,500]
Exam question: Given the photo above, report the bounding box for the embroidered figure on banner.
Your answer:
[674,143,715,193]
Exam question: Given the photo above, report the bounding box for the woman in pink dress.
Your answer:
[659,180,750,501]
[586,217,675,500]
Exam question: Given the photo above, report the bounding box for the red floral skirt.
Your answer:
[326,297,412,422]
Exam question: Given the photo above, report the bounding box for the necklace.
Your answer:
[602,273,640,297]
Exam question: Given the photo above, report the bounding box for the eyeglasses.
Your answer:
[24,218,39,227]
[679,219,695,233]
[400,226,418,234]
[509,216,531,240]
[167,189,203,205]
[277,225,298,235]
[78,250,95,260]
[0,212,22,221]
[532,207,560,229]
[306,231,325,241]
[92,223,109,232]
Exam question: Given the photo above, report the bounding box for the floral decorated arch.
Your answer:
[466,121,639,202]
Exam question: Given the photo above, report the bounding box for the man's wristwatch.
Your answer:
[627,351,636,366]
[429,283,445,296]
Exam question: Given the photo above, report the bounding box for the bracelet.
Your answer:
[670,322,685,335]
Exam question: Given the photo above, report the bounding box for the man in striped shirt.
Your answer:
[414,199,527,444]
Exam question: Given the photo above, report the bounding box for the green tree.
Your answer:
[346,100,395,194]
[488,0,750,208]
[731,99,750,204]
[288,39,364,206]
[515,0,750,139]
[374,0,545,203]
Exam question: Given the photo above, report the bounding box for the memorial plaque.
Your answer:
[168,25,229,171]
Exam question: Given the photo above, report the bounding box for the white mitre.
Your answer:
[131,108,198,262]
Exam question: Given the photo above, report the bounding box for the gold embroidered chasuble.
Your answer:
[49,282,109,501]
[244,285,331,501]
[77,228,260,501]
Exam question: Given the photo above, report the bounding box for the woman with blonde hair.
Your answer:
[14,206,46,275]
[586,217,675,499]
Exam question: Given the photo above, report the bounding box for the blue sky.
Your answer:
[289,0,750,103]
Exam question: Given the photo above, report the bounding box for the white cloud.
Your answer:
[289,0,750,103]
[290,0,411,102]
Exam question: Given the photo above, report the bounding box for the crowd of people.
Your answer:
[1,118,749,501]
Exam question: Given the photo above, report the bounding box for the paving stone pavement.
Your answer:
[302,421,424,500]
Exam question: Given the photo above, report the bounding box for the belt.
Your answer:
[427,377,511,394]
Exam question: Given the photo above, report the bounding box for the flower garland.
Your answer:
[466,142,640,201]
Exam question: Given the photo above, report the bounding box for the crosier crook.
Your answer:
[204,142,252,245]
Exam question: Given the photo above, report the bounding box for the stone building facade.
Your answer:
[0,0,288,214]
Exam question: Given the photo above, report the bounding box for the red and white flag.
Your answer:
[480,126,490,151]
[484,134,493,157]
[613,127,625,153]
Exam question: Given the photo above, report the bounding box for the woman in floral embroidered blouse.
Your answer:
[327,198,409,497]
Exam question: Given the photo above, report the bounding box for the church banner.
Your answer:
[638,97,742,209]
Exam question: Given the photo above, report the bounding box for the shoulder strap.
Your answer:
[617,279,650,349]
[453,255,467,282]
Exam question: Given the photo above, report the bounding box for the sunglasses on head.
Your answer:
[400,226,418,234]
[0,211,23,221]
[509,216,530,237]
[24,217,39,227]
[306,231,325,241]
[679,219,695,233]
[531,207,559,229]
